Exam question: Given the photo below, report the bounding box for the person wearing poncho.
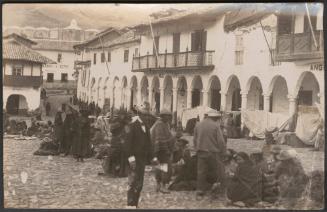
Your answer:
[150,109,176,194]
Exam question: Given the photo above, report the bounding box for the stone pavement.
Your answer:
[3,137,324,209]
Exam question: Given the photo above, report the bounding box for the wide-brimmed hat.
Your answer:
[276,150,293,161]
[206,109,221,117]
[160,109,172,116]
[270,145,282,154]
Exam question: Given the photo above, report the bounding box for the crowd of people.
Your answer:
[3,97,324,209]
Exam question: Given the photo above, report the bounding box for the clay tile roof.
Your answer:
[32,39,82,51]
[103,30,140,48]
[3,43,56,64]
[3,33,37,46]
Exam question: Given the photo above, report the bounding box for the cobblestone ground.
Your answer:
[3,137,324,209]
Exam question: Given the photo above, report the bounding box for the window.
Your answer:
[304,15,317,33]
[235,50,243,65]
[173,33,180,53]
[61,73,68,82]
[57,53,62,63]
[101,52,105,63]
[108,52,111,62]
[153,36,159,54]
[191,30,206,52]
[12,65,23,76]
[235,35,244,50]
[134,48,139,57]
[93,53,97,64]
[278,15,292,35]
[47,73,54,82]
[124,50,129,62]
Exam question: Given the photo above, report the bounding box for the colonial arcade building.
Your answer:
[75,3,324,124]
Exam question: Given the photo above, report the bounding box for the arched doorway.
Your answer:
[90,78,96,103]
[191,75,203,108]
[121,77,128,109]
[97,77,102,106]
[6,94,28,115]
[163,76,173,111]
[151,76,160,113]
[269,76,289,113]
[130,76,138,108]
[208,76,221,110]
[103,77,110,109]
[226,76,241,111]
[177,76,187,117]
[246,77,263,111]
[140,76,149,104]
[113,77,120,109]
[296,72,320,106]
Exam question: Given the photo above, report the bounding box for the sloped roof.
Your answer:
[3,43,56,64]
[32,39,82,51]
[100,30,140,49]
[3,33,37,46]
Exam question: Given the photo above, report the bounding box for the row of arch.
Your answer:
[79,71,321,116]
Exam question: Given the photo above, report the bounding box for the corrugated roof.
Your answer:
[32,39,82,51]
[3,43,56,64]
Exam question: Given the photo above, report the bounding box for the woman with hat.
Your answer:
[72,105,91,162]
[227,152,263,207]
[150,109,176,193]
[274,149,308,208]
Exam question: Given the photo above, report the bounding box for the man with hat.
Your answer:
[150,109,176,194]
[193,109,226,198]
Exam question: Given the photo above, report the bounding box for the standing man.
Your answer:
[193,109,226,198]
[124,108,152,208]
[150,109,176,194]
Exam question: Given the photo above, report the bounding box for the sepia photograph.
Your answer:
[2,2,325,210]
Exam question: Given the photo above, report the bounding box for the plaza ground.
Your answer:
[3,137,324,209]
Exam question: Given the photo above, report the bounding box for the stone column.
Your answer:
[187,89,192,108]
[148,88,153,110]
[220,91,227,111]
[160,86,165,112]
[137,88,142,106]
[263,94,271,112]
[202,89,209,107]
[126,88,132,110]
[172,88,178,126]
[108,86,114,108]
[241,92,248,111]
[288,95,298,116]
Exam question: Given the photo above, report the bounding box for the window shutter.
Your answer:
[191,32,196,51]
[201,30,207,51]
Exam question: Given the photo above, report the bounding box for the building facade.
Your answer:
[76,3,324,122]
[4,20,100,94]
[3,34,55,115]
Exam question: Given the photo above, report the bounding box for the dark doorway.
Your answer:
[6,95,20,115]
[155,92,160,113]
[298,90,313,106]
[192,89,201,108]
[130,90,134,109]
[211,89,221,110]
[231,88,241,111]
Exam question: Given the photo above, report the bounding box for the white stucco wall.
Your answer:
[3,86,41,110]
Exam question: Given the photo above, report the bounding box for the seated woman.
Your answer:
[227,152,263,207]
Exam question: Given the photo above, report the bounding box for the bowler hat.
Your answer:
[160,109,172,116]
[276,150,293,161]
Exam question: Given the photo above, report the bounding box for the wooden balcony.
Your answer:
[3,75,43,87]
[276,30,324,61]
[132,50,215,72]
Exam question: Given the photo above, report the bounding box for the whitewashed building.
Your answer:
[3,34,55,114]
[76,3,324,122]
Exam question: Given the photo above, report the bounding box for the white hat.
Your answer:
[207,109,220,117]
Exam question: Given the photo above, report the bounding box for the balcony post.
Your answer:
[147,51,149,69]
[185,47,188,67]
[164,49,167,68]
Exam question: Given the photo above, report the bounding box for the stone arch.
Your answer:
[113,77,120,109]
[121,76,128,109]
[191,75,203,108]
[130,76,138,108]
[140,76,149,104]
[294,71,320,105]
[6,94,28,115]
[245,76,263,111]
[207,75,221,110]
[103,77,110,106]
[176,76,188,117]
[97,77,103,106]
[90,77,96,103]
[226,75,241,111]
[163,75,173,111]
[268,75,289,113]
[151,76,160,113]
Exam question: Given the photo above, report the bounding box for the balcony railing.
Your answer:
[132,50,215,72]
[276,30,324,61]
[3,75,43,87]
